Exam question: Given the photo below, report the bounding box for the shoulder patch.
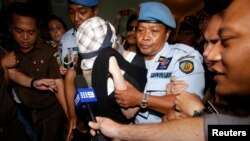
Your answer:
[157,57,172,70]
[179,60,194,74]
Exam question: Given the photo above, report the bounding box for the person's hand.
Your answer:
[166,76,189,94]
[59,65,68,75]
[114,81,142,108]
[175,92,205,116]
[88,117,120,139]
[1,51,19,68]
[66,116,77,141]
[163,110,191,122]
[33,79,57,92]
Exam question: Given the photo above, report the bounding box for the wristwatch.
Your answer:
[140,93,148,109]
[193,110,205,117]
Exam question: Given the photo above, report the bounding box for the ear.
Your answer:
[165,30,171,42]
[94,7,99,16]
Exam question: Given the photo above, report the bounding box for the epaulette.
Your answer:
[47,40,57,48]
[170,43,195,54]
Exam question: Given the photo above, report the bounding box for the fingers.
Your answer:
[95,117,104,122]
[88,121,100,130]
[170,76,176,82]
[171,84,188,94]
[116,99,125,107]
[116,98,122,105]
[34,79,58,92]
[170,76,187,84]
[166,110,188,121]
[48,80,57,92]
[116,99,121,104]
[66,129,73,141]
[115,93,126,105]
[13,52,19,65]
[2,51,19,68]
[90,129,96,136]
[174,104,181,112]
[114,90,124,101]
[114,92,122,99]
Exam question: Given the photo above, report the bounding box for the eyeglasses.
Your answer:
[127,26,137,32]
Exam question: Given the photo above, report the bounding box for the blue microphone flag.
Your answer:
[75,88,97,110]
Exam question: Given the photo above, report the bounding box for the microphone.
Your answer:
[74,75,108,141]
[75,75,97,121]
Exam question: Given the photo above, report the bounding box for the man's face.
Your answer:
[203,15,222,72]
[136,22,169,60]
[68,4,97,30]
[211,0,250,96]
[10,14,37,53]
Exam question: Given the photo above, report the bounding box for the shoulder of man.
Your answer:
[36,39,62,66]
[37,39,59,60]
[170,43,196,54]
[60,28,77,49]
[170,43,203,62]
[169,43,204,75]
[60,28,75,43]
[39,39,55,50]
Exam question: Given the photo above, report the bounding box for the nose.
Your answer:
[141,30,150,41]
[22,32,29,40]
[71,12,80,24]
[204,42,222,62]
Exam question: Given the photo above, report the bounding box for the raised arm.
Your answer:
[1,51,57,91]
[109,56,139,119]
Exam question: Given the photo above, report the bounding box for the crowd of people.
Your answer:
[1,0,250,141]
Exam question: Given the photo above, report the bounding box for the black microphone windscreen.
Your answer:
[74,75,88,88]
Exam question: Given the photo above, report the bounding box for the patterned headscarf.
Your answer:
[76,16,116,70]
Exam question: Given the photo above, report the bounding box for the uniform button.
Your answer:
[36,68,40,71]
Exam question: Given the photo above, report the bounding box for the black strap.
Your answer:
[79,23,113,60]
[101,23,113,48]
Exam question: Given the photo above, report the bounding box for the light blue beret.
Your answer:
[138,2,176,29]
[69,0,100,7]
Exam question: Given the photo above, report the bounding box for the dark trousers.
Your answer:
[16,104,37,141]
[31,103,65,141]
[0,118,31,141]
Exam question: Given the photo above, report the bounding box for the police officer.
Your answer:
[61,0,100,140]
[60,0,99,74]
[115,2,205,124]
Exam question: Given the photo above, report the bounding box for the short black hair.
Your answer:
[7,2,38,25]
[203,0,233,16]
